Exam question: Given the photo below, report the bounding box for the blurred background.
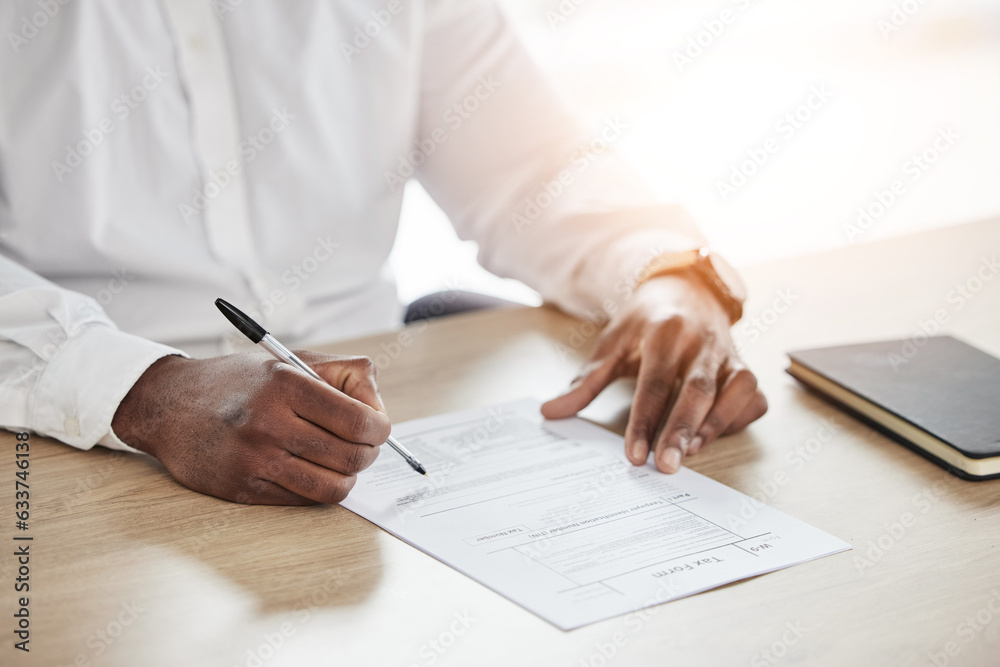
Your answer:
[390,0,1000,305]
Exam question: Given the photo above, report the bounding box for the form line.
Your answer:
[486,504,677,554]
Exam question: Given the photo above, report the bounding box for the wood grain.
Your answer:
[2,219,998,666]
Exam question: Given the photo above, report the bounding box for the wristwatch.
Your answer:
[636,247,746,323]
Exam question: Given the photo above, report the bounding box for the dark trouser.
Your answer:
[404,290,518,324]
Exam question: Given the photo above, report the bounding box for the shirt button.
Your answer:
[187,33,208,52]
[64,417,81,437]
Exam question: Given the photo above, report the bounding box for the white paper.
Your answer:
[341,399,851,630]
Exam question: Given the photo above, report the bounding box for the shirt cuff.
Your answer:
[554,206,708,321]
[30,324,188,451]
[98,425,141,454]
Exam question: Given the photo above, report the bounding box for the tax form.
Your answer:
[341,400,850,630]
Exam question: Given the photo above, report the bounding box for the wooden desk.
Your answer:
[3,219,999,667]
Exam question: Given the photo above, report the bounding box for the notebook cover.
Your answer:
[787,336,1000,460]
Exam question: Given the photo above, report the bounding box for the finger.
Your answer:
[653,349,723,473]
[302,353,387,413]
[229,478,316,506]
[721,390,768,435]
[322,355,386,414]
[284,419,380,475]
[623,348,683,467]
[266,452,358,505]
[541,353,622,420]
[689,366,759,454]
[276,365,391,446]
[588,323,628,365]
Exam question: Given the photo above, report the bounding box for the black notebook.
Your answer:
[787,335,1000,480]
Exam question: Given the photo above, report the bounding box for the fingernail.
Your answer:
[660,447,682,473]
[629,438,648,464]
[376,392,386,411]
[689,435,704,454]
[677,435,691,454]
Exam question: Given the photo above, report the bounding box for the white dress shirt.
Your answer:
[0,0,706,452]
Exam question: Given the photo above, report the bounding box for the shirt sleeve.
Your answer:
[0,253,187,452]
[414,0,709,321]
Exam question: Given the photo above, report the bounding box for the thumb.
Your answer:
[308,354,387,414]
[541,357,619,420]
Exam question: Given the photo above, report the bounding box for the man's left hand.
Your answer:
[541,272,767,473]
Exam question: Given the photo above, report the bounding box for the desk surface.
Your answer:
[3,219,999,667]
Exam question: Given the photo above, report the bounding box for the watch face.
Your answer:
[706,252,747,303]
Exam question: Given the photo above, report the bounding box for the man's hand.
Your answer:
[541,271,767,473]
[111,352,390,505]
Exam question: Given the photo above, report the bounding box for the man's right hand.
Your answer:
[111,352,391,505]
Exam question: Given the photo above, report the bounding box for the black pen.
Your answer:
[215,298,427,476]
